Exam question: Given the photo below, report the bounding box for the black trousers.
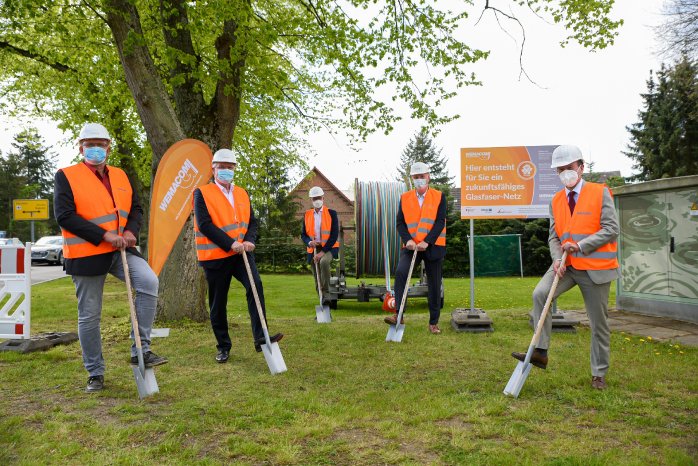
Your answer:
[203,253,267,351]
[393,248,443,325]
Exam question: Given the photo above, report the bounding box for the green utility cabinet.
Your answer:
[613,175,698,323]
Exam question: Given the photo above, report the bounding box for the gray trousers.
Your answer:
[531,266,611,377]
[311,252,334,299]
[72,252,159,377]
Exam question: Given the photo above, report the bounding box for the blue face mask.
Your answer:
[84,146,107,165]
[217,168,234,183]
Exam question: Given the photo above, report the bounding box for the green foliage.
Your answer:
[0,128,58,240]
[625,56,698,181]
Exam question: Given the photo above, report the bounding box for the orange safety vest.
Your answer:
[194,183,250,261]
[401,188,446,246]
[304,208,339,253]
[552,182,618,270]
[60,163,132,259]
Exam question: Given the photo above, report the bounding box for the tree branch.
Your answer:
[0,40,74,73]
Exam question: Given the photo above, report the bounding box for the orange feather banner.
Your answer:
[147,139,212,276]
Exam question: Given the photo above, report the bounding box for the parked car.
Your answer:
[31,236,64,265]
[0,237,23,246]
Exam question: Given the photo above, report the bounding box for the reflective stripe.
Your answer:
[439,232,446,237]
[240,222,249,228]
[406,222,419,228]
[64,237,87,245]
[419,218,434,225]
[89,213,117,225]
[561,233,590,241]
[221,224,238,232]
[118,209,129,219]
[195,231,206,238]
[417,228,430,234]
[321,230,331,235]
[583,250,618,259]
[196,243,222,251]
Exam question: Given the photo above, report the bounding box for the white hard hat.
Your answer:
[212,149,237,164]
[78,123,110,142]
[551,145,583,168]
[410,162,430,176]
[309,186,324,198]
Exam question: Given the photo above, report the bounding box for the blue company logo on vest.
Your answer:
[159,158,199,212]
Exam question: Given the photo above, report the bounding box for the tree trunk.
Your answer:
[156,216,208,321]
[106,0,208,321]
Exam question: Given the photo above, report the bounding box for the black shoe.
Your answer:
[511,350,548,369]
[216,350,230,363]
[86,375,104,392]
[130,351,168,368]
[321,297,331,306]
[254,333,284,352]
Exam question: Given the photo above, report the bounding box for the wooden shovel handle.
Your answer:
[241,249,269,333]
[313,249,324,304]
[531,251,568,347]
[121,248,142,349]
[395,249,418,322]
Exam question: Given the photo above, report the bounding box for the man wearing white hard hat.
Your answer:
[301,186,339,304]
[55,123,166,393]
[193,148,283,364]
[384,162,446,334]
[512,145,619,390]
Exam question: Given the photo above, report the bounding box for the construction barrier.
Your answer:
[0,243,31,340]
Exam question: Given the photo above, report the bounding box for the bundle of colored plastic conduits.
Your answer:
[354,180,408,278]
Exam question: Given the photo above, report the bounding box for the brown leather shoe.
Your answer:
[384,314,404,325]
[511,350,548,369]
[591,376,607,390]
[428,324,441,334]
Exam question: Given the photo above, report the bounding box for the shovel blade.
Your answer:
[261,342,287,375]
[315,305,332,323]
[503,361,532,398]
[132,366,159,399]
[385,323,405,343]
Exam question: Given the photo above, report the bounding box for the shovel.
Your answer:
[241,249,287,375]
[504,251,568,398]
[121,249,159,399]
[313,249,332,323]
[386,249,418,343]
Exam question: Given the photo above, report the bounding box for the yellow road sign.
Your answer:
[13,199,50,220]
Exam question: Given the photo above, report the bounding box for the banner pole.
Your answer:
[469,218,475,310]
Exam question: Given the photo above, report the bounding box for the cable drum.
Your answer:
[354,180,408,278]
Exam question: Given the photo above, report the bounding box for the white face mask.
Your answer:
[312,200,323,209]
[413,178,428,189]
[559,169,579,188]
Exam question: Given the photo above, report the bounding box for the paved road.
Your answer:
[30,264,67,285]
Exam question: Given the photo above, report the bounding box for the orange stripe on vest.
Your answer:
[60,163,132,259]
[304,208,338,253]
[194,183,251,262]
[552,182,618,270]
[401,189,446,246]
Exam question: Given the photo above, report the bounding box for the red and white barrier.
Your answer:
[0,243,31,339]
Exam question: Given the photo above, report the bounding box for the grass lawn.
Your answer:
[1,274,696,465]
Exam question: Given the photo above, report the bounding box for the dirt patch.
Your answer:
[330,427,441,464]
[435,415,475,431]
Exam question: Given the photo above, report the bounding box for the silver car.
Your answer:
[31,236,65,265]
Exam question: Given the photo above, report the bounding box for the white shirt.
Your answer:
[565,178,584,205]
[313,207,323,241]
[215,180,235,208]
[416,189,426,208]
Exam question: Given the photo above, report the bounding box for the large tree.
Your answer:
[0,0,623,321]
[0,128,57,240]
[625,57,698,181]
[397,129,454,188]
